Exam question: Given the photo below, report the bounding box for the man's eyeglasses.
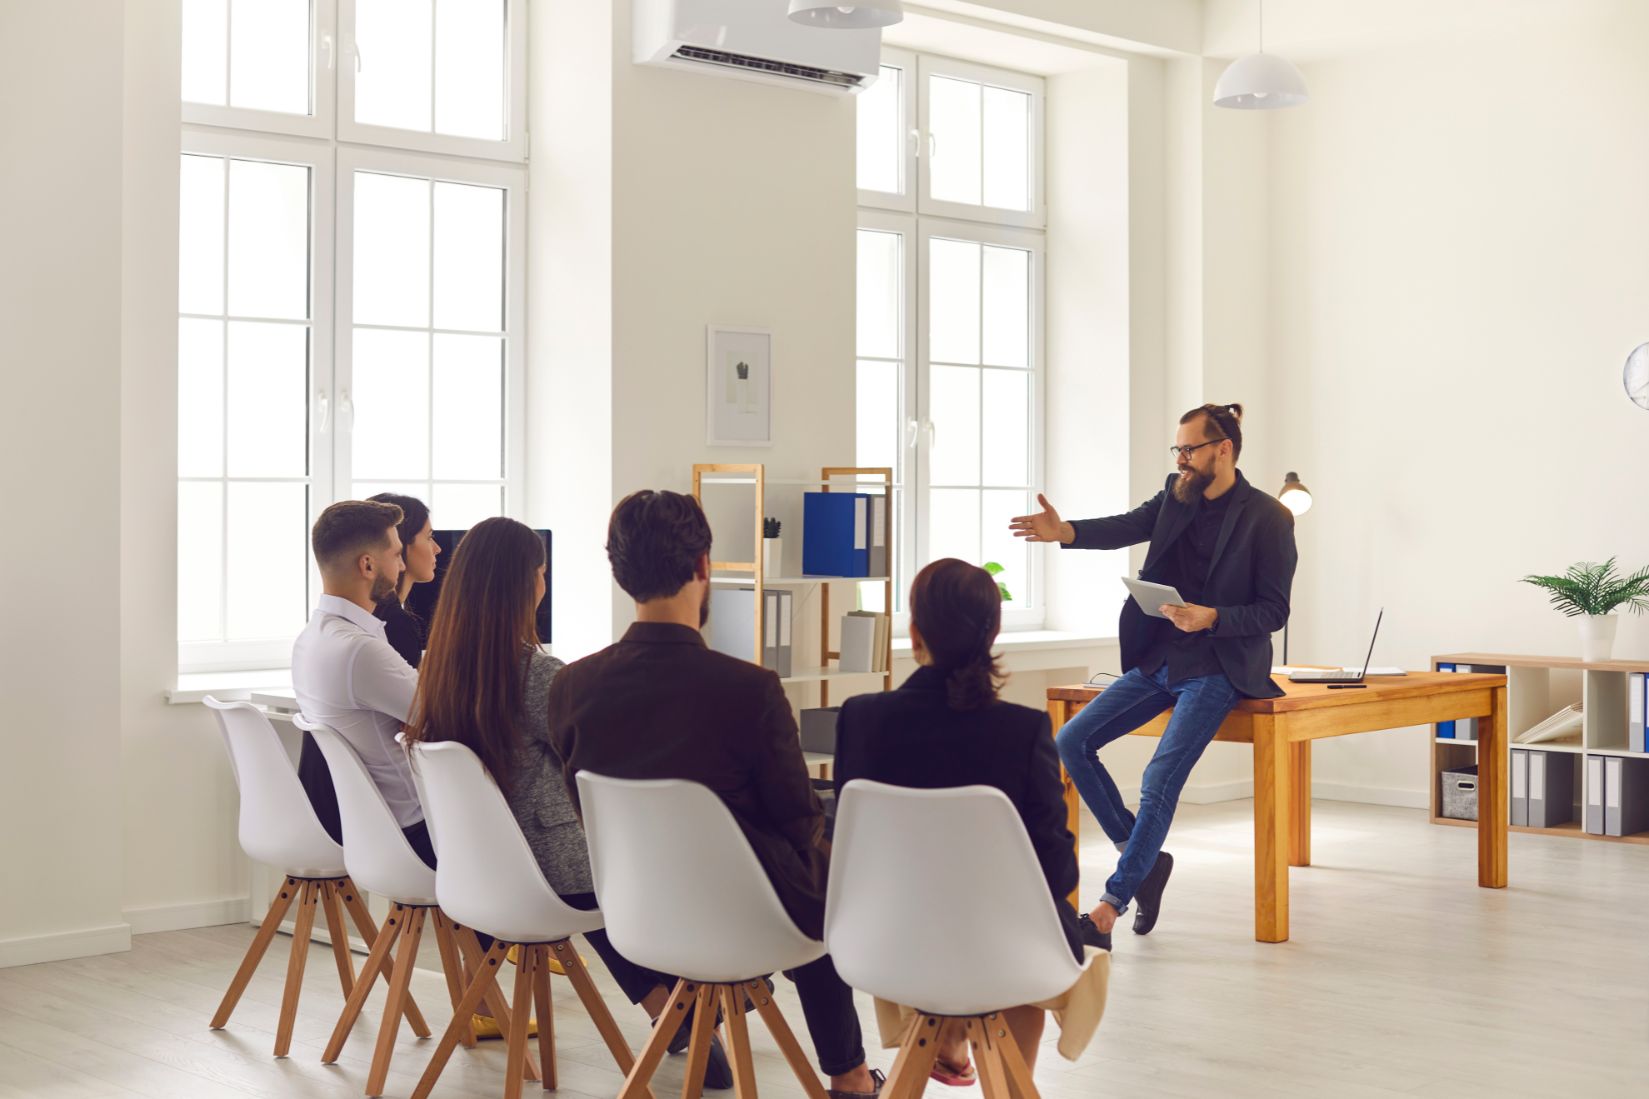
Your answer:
[1168,438,1227,460]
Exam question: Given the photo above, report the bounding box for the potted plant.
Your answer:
[983,561,1013,602]
[1519,557,1649,662]
[763,517,782,576]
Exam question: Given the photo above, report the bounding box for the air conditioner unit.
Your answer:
[635,0,881,95]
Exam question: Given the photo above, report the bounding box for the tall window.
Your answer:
[856,51,1045,628]
[178,0,527,672]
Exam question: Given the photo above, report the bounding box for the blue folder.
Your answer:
[802,492,870,577]
[1436,663,1456,737]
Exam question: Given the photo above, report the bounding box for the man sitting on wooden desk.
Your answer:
[1009,402,1297,948]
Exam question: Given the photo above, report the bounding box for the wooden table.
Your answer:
[1047,671,1508,943]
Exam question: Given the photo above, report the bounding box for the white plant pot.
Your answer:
[763,537,783,577]
[1579,614,1617,663]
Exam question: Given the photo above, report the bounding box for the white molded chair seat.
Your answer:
[205,697,416,1060]
[577,771,833,1099]
[404,738,639,1099]
[826,780,1083,1015]
[302,717,496,1095]
[209,697,344,878]
[576,771,827,982]
[825,780,1094,1099]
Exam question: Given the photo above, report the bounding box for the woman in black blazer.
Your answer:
[834,559,1106,1085]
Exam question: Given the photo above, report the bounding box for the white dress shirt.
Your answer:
[292,594,423,828]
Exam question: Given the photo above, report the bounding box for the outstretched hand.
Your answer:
[1008,493,1073,544]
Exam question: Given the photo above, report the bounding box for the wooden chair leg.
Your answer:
[412,941,511,1099]
[881,1013,943,1099]
[211,875,301,1029]
[367,906,426,1097]
[322,898,407,1063]
[431,913,476,1050]
[532,946,557,1091]
[747,977,830,1099]
[618,978,695,1099]
[339,881,431,1037]
[719,984,759,1099]
[274,879,320,1057]
[455,927,540,1082]
[680,982,718,1099]
[550,938,639,1080]
[969,1017,1013,1099]
[318,880,357,997]
[991,1012,1041,1099]
[504,944,537,1099]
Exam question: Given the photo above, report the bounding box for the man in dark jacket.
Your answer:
[1009,402,1296,948]
[548,490,881,1099]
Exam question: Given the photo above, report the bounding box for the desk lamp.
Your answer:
[1277,472,1312,662]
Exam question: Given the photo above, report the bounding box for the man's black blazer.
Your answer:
[833,667,1084,961]
[1066,470,1297,699]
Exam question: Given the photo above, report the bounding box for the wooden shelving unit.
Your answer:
[1431,652,1649,846]
[692,464,896,704]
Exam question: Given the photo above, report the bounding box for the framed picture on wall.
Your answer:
[706,325,773,447]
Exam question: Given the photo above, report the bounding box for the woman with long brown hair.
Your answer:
[833,558,1108,1085]
[405,518,729,1079]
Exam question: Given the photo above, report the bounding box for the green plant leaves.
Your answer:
[1519,556,1649,617]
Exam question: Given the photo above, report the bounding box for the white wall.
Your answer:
[1268,3,1649,804]
[0,0,132,965]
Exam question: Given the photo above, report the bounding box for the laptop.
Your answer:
[1288,610,1384,684]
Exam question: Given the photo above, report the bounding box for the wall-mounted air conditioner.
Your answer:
[635,0,881,95]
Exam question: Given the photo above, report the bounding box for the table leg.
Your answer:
[1048,700,1082,911]
[1253,716,1290,943]
[1478,685,1509,888]
[1289,740,1311,867]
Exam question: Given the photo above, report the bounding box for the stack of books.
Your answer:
[839,611,889,674]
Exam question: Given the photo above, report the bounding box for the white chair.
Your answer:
[303,718,530,1096]
[577,771,832,1099]
[825,780,1094,1099]
[405,739,643,1099]
[204,697,425,1058]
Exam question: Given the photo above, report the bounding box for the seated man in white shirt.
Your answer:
[292,499,433,863]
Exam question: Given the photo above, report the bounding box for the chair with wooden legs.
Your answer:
[576,771,837,1099]
[303,718,532,1096]
[205,698,428,1058]
[405,739,645,1099]
[825,781,1098,1099]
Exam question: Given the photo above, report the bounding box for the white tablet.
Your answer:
[1122,577,1187,619]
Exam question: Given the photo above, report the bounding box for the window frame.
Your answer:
[857,47,918,214]
[177,129,337,674]
[854,209,919,620]
[913,216,1046,631]
[333,145,528,520]
[181,0,339,140]
[336,0,530,164]
[914,54,1046,230]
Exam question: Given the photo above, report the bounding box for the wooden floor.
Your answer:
[4,800,1647,1098]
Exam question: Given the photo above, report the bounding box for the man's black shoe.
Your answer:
[1132,851,1174,936]
[1077,913,1112,952]
[700,1034,734,1090]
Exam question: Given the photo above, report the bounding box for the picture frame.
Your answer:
[706,325,773,447]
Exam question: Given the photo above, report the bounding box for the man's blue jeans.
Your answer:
[1055,665,1240,912]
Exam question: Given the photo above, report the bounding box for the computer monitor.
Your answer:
[404,527,552,645]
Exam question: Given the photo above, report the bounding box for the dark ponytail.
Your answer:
[909,559,1006,711]
[1179,402,1244,459]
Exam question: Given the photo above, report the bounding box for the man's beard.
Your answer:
[1173,467,1211,504]
[698,584,710,628]
[370,570,398,603]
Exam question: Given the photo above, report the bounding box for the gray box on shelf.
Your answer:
[1631,672,1645,754]
[1441,763,1479,822]
[1510,750,1528,827]
[1604,756,1649,837]
[764,589,793,678]
[868,495,888,577]
[709,586,793,676]
[1585,755,1605,834]
[1527,750,1576,828]
[799,707,840,754]
[839,613,877,673]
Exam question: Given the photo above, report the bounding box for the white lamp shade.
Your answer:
[1213,52,1308,110]
[1280,487,1313,517]
[788,0,904,30]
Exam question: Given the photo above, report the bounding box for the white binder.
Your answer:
[1585,755,1605,834]
[1510,750,1528,827]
